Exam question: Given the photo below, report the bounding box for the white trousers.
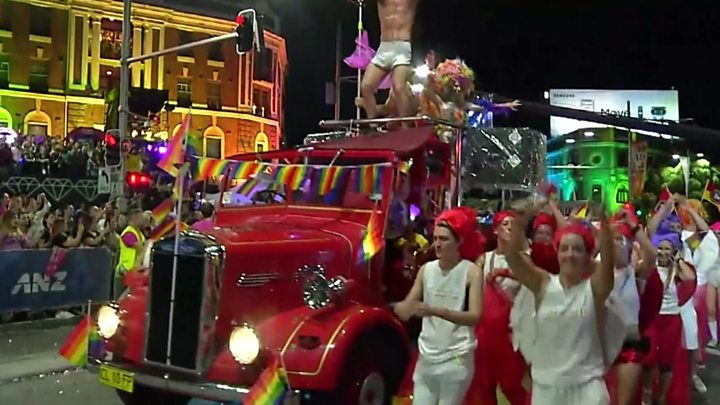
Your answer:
[680,300,699,350]
[412,353,474,405]
[531,377,609,405]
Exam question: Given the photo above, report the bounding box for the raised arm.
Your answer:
[505,203,550,295]
[647,194,674,237]
[548,200,569,229]
[634,226,657,278]
[678,196,709,232]
[591,210,616,302]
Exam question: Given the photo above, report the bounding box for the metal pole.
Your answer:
[334,22,342,120]
[119,0,132,177]
[626,100,633,202]
[356,1,363,119]
[127,32,238,64]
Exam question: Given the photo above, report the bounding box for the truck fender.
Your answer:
[256,304,410,391]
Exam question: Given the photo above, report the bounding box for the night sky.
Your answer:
[275,0,720,147]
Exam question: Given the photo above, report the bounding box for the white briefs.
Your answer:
[371,41,412,70]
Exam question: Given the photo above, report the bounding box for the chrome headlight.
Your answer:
[97,305,121,339]
[300,266,347,310]
[228,326,260,364]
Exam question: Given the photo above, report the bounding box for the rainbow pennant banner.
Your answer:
[243,354,290,405]
[273,165,310,190]
[194,157,232,180]
[353,165,386,195]
[315,166,347,195]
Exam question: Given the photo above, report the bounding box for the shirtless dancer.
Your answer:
[361,0,418,121]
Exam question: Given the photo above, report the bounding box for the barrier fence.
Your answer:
[0,248,113,313]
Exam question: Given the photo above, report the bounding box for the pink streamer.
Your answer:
[344,30,392,90]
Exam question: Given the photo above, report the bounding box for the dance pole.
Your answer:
[356,0,364,119]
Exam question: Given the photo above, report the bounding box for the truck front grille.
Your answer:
[145,252,205,371]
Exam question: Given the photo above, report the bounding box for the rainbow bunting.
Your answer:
[157,114,190,177]
[274,165,309,190]
[58,315,102,366]
[195,158,230,180]
[243,355,290,405]
[231,161,262,180]
[356,207,385,265]
[151,197,174,224]
[354,165,384,194]
[317,166,346,195]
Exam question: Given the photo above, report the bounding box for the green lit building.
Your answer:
[547,127,687,212]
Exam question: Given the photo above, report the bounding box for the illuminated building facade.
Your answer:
[547,127,686,212]
[0,0,286,158]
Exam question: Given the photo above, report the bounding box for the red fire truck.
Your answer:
[89,122,462,404]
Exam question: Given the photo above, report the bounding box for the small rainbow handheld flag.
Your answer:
[58,315,102,366]
[150,215,190,241]
[356,206,385,265]
[243,355,290,405]
[158,114,190,177]
[151,197,174,224]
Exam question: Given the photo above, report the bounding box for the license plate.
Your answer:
[99,364,134,393]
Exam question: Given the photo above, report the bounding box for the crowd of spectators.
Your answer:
[0,134,107,181]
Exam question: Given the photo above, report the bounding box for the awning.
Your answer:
[314,126,435,155]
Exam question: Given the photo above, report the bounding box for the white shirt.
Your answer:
[418,259,476,363]
[613,266,640,336]
[531,276,607,386]
[657,266,680,314]
[681,230,719,286]
[483,251,521,300]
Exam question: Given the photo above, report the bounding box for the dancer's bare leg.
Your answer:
[391,65,414,123]
[708,285,718,345]
[361,64,389,119]
[616,363,642,405]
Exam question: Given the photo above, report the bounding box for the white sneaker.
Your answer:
[54,311,75,320]
[708,338,718,347]
[692,374,707,393]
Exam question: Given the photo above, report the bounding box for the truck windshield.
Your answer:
[221,156,393,211]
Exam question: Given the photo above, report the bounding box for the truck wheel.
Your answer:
[116,385,190,405]
[332,332,406,405]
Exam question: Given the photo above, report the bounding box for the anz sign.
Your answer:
[10,272,67,295]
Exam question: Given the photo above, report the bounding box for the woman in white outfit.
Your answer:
[394,207,483,405]
[507,204,624,405]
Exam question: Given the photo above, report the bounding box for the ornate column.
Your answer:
[143,27,153,89]
[80,16,89,88]
[90,18,101,91]
[157,27,165,90]
[131,26,142,87]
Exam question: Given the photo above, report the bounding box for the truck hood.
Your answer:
[205,214,364,338]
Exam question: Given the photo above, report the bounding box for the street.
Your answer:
[0,319,718,404]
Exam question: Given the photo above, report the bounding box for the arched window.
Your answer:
[615,185,629,204]
[203,125,224,158]
[0,107,12,129]
[254,132,269,152]
[24,109,52,136]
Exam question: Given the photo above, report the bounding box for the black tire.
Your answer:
[305,329,408,405]
[116,385,190,405]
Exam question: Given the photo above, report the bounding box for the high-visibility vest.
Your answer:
[116,226,145,274]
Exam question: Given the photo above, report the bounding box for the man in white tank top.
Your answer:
[394,208,483,405]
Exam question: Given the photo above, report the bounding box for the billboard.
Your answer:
[549,89,680,137]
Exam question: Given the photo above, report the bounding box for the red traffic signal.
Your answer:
[126,172,151,187]
[105,133,118,147]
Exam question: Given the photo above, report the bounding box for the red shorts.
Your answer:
[651,314,682,372]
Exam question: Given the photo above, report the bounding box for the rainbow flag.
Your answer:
[274,165,308,190]
[316,166,346,195]
[158,114,190,177]
[58,315,102,366]
[356,207,385,265]
[244,356,290,405]
[195,157,230,180]
[238,177,260,197]
[574,202,589,219]
[150,216,189,241]
[151,197,174,224]
[354,165,384,194]
[230,161,262,180]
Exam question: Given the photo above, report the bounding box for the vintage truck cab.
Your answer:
[89,124,460,405]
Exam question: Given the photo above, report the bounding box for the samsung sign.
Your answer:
[549,89,680,137]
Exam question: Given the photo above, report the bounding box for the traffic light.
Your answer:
[235,10,264,55]
[235,11,254,54]
[126,172,151,192]
[105,131,121,166]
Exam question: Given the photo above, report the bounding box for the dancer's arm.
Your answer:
[592,210,616,302]
[393,265,425,322]
[676,257,696,281]
[678,196,709,232]
[431,263,483,326]
[505,204,550,295]
[647,194,674,237]
[634,226,657,278]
